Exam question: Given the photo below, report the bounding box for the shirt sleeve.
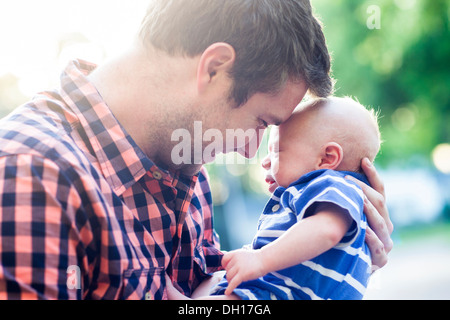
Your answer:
[170,166,223,297]
[290,173,366,247]
[197,167,222,270]
[0,154,91,300]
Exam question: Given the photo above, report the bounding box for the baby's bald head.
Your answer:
[284,96,381,173]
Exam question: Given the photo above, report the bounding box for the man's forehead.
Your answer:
[264,80,307,124]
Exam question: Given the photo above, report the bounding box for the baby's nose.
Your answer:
[261,156,271,170]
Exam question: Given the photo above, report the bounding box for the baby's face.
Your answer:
[262,122,319,193]
[261,97,381,193]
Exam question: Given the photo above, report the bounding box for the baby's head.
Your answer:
[263,97,381,193]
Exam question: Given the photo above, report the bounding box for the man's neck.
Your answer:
[88,41,203,176]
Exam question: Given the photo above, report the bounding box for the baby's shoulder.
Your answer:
[284,170,366,216]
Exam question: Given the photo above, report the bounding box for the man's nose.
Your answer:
[241,128,265,159]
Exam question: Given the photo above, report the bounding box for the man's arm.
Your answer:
[221,203,352,295]
[0,154,86,299]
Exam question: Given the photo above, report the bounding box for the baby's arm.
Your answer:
[222,202,353,295]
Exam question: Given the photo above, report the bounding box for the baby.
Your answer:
[167,96,381,300]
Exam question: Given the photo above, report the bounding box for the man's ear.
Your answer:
[196,42,236,94]
[317,142,343,170]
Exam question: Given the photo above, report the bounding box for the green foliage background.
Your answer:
[311,0,449,168]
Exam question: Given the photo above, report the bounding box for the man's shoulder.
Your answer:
[0,100,87,172]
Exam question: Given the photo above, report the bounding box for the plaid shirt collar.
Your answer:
[59,59,186,195]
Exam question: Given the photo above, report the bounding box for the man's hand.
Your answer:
[222,249,267,295]
[346,158,394,270]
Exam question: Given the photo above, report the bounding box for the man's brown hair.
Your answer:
[140,0,334,106]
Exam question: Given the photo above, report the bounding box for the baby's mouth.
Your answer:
[265,176,278,193]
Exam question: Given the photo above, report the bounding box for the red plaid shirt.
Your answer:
[0,60,222,300]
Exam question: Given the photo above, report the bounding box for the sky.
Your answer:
[0,0,149,95]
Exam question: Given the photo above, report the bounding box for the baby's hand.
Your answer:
[221,249,267,295]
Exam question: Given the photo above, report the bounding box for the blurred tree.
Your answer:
[312,0,450,167]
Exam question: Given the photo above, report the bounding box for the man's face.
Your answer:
[211,80,308,161]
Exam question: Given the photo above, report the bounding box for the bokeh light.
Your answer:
[432,144,450,174]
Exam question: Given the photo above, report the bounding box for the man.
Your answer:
[0,0,393,299]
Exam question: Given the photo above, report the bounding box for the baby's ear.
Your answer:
[316,142,343,170]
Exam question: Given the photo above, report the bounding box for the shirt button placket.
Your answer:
[152,171,163,180]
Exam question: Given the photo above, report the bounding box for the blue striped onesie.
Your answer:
[211,169,372,300]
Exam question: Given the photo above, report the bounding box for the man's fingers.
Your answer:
[346,173,393,235]
[363,194,394,254]
[346,160,394,270]
[361,158,385,198]
[365,227,389,270]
